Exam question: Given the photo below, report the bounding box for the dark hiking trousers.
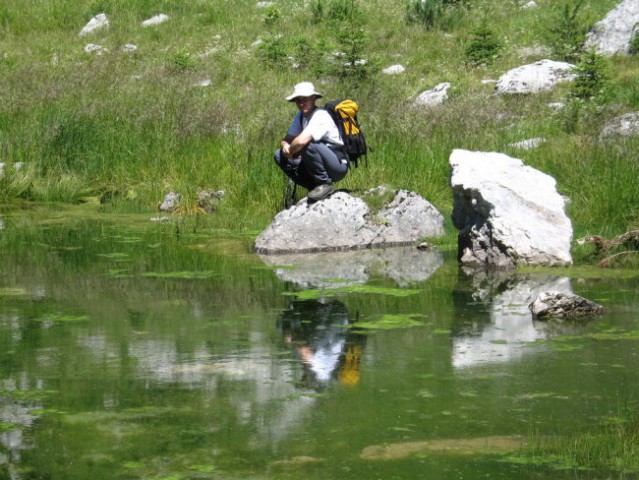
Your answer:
[274,142,348,190]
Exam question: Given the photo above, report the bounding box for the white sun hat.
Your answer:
[285,81,323,101]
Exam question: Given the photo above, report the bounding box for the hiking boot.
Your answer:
[308,184,334,202]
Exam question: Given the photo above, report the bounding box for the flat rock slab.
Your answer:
[254,190,444,254]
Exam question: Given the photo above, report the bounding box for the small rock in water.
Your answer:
[529,291,606,319]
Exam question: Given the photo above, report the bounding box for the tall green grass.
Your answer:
[0,0,636,237]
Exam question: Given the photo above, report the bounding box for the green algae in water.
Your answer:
[97,252,130,259]
[142,270,222,279]
[284,285,420,300]
[0,287,29,297]
[353,314,425,331]
[33,313,90,323]
[188,464,216,473]
[0,422,20,433]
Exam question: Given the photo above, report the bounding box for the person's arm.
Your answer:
[280,134,297,159]
[289,129,313,156]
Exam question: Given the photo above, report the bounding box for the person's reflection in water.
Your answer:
[277,298,365,392]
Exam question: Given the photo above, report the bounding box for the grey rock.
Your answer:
[508,137,546,150]
[495,59,575,94]
[450,149,573,270]
[79,13,109,36]
[414,82,451,107]
[142,14,169,27]
[584,0,639,55]
[254,189,444,254]
[383,64,405,75]
[197,189,225,213]
[158,192,181,212]
[529,291,607,319]
[600,112,639,138]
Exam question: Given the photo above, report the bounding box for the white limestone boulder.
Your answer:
[508,137,546,150]
[414,82,451,107]
[450,149,573,270]
[142,14,169,27]
[254,189,445,254]
[600,112,639,138]
[495,59,575,94]
[584,0,639,55]
[383,64,405,75]
[79,13,109,36]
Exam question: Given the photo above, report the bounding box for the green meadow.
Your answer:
[0,0,637,245]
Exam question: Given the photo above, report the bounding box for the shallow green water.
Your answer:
[1,208,638,479]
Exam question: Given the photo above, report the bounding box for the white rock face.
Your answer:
[600,112,639,138]
[495,59,575,94]
[84,44,105,54]
[584,0,639,55]
[508,137,546,150]
[142,14,169,27]
[254,189,445,254]
[382,64,405,75]
[79,13,109,36]
[450,149,573,269]
[414,82,451,107]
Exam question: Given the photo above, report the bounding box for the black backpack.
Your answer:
[323,99,369,168]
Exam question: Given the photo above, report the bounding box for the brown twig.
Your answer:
[598,251,639,268]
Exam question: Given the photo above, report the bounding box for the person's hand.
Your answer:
[282,142,293,159]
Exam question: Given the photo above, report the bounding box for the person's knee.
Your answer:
[274,149,283,165]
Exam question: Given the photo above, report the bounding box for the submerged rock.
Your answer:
[361,436,525,460]
[254,189,445,254]
[529,291,607,319]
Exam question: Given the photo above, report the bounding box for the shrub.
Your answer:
[257,35,289,65]
[166,49,199,74]
[548,0,589,62]
[332,25,371,79]
[263,5,281,26]
[465,18,501,66]
[327,0,360,22]
[570,48,610,102]
[405,0,442,29]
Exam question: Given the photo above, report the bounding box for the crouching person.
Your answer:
[274,82,348,203]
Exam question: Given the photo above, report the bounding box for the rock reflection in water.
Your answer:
[451,272,583,369]
[259,246,444,288]
[278,299,366,391]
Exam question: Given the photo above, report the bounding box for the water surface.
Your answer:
[1,207,638,479]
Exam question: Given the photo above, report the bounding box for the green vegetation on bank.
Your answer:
[0,0,637,238]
